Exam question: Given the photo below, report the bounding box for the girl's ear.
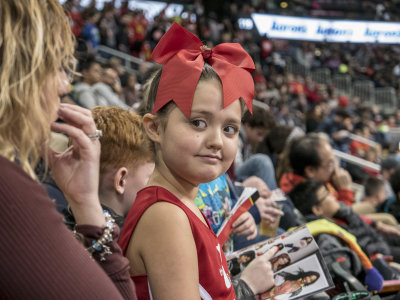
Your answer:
[143,113,162,143]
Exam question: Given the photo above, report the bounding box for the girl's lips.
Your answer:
[197,155,222,164]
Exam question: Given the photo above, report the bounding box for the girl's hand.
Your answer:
[240,246,277,294]
[45,104,104,226]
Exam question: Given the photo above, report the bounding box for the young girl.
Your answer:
[119,23,276,299]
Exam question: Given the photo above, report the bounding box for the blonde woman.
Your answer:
[0,1,136,298]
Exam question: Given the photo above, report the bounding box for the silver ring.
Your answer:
[87,129,103,140]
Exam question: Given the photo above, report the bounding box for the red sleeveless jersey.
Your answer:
[119,186,236,300]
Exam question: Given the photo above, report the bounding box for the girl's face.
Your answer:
[157,79,241,186]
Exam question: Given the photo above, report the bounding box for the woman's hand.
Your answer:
[232,212,257,240]
[45,104,104,226]
[255,196,284,223]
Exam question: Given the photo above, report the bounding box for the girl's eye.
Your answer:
[192,119,206,129]
[224,126,238,135]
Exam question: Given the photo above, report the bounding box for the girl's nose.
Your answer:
[207,128,223,149]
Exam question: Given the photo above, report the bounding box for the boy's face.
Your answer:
[83,63,102,85]
[314,185,341,219]
[243,123,268,146]
[122,161,155,216]
[375,186,386,205]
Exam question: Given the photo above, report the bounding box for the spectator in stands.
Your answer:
[362,176,387,209]
[92,67,130,109]
[317,108,353,151]
[234,107,298,231]
[350,122,373,158]
[121,73,142,107]
[388,165,400,222]
[280,133,355,206]
[353,176,398,227]
[72,55,102,108]
[304,102,324,133]
[0,0,137,298]
[64,106,155,230]
[258,125,305,169]
[380,157,399,201]
[234,106,276,185]
[81,8,101,52]
[98,5,119,49]
[107,56,126,77]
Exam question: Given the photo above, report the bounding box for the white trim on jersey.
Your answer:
[199,284,213,300]
[148,280,154,300]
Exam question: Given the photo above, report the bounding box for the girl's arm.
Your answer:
[128,201,201,299]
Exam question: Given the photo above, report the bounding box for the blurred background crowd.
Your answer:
[61,0,400,171]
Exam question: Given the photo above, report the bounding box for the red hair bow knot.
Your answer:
[151,22,255,117]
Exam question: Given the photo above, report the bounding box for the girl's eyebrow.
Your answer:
[190,110,213,117]
[190,110,241,123]
[225,118,241,125]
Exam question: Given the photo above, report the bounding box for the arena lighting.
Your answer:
[128,1,183,21]
[238,18,254,30]
[251,13,400,44]
[280,2,288,9]
[58,1,184,19]
[58,0,116,9]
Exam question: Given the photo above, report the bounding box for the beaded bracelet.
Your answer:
[88,210,115,261]
[74,210,116,262]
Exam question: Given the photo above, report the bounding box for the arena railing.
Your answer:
[351,80,375,106]
[332,74,352,96]
[333,149,381,172]
[375,87,397,115]
[348,133,379,148]
[253,99,270,111]
[311,67,331,85]
[387,127,400,151]
[286,59,310,78]
[95,45,153,74]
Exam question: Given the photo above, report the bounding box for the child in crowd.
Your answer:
[118,22,277,299]
[64,106,155,230]
[71,54,102,108]
[289,179,400,263]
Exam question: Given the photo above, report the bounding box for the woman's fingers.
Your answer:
[51,122,96,152]
[57,104,97,134]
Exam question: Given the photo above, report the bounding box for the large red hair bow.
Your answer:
[151,22,255,117]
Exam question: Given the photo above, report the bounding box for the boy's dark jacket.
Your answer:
[329,202,391,256]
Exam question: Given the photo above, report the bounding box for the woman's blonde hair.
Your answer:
[0,0,75,178]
